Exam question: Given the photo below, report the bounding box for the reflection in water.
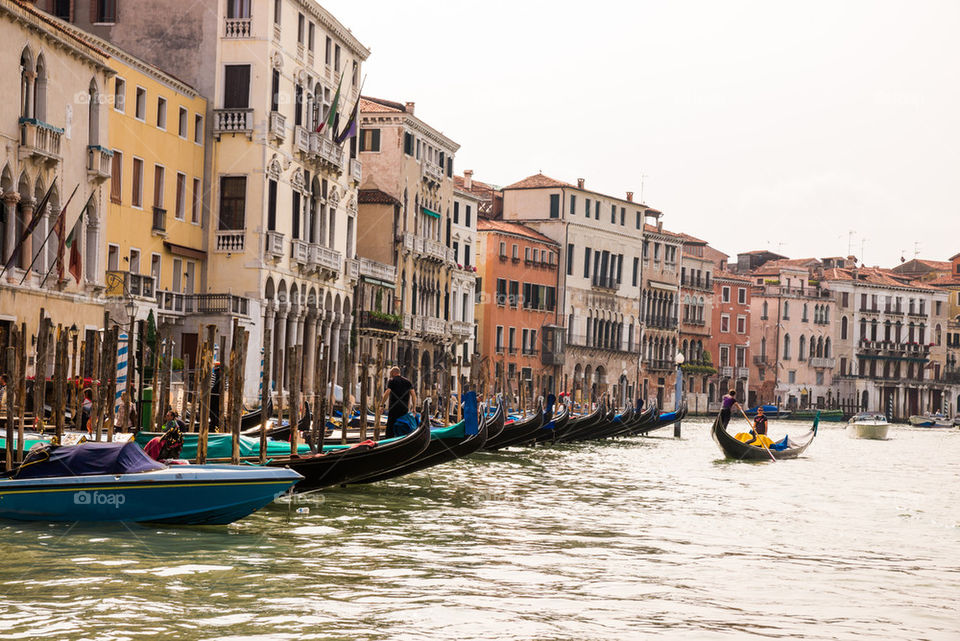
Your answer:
[1,419,958,640]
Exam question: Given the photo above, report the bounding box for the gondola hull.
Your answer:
[711,413,817,461]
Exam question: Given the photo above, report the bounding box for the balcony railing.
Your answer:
[809,357,836,369]
[591,275,619,291]
[736,367,750,379]
[422,161,443,184]
[86,145,112,182]
[151,206,167,234]
[358,310,402,333]
[350,158,362,182]
[195,293,249,316]
[213,108,253,137]
[224,16,251,38]
[359,257,396,282]
[156,290,188,314]
[403,313,422,334]
[720,366,734,377]
[310,244,342,275]
[423,317,446,336]
[423,238,447,262]
[269,111,286,141]
[644,317,679,330]
[265,230,284,259]
[567,334,638,354]
[346,257,360,281]
[215,230,245,253]
[646,360,674,372]
[451,320,473,337]
[311,133,344,171]
[292,239,309,266]
[294,125,310,154]
[19,118,62,161]
[105,270,155,299]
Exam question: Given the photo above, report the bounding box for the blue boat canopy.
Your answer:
[3,442,165,480]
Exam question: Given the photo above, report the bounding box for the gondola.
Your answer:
[635,402,687,435]
[609,403,658,438]
[350,402,490,484]
[531,404,570,444]
[562,405,617,442]
[554,403,606,443]
[265,401,434,491]
[481,404,544,451]
[711,411,819,461]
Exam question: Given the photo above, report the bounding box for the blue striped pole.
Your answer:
[115,332,128,415]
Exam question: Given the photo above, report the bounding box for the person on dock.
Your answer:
[720,390,741,428]
[162,408,186,432]
[81,388,93,434]
[0,373,8,407]
[382,367,416,438]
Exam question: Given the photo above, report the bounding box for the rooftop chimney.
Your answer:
[657,221,663,232]
[464,169,473,190]
[405,101,415,115]
[626,191,634,202]
[577,178,585,189]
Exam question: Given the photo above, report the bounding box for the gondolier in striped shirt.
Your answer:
[382,367,416,438]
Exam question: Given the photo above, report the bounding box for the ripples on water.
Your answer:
[1,418,958,640]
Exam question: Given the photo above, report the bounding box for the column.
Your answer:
[286,303,300,389]
[43,206,59,281]
[3,192,20,269]
[275,302,288,391]
[329,313,342,385]
[263,301,276,395]
[19,199,35,274]
[303,308,317,392]
[339,313,353,401]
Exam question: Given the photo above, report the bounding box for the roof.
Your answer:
[739,249,788,258]
[502,173,575,190]
[6,0,109,59]
[358,189,400,206]
[822,267,938,291]
[677,232,708,245]
[714,272,752,284]
[454,175,499,201]
[477,219,558,245]
[359,96,407,113]
[922,273,960,287]
[750,258,821,276]
[643,223,683,239]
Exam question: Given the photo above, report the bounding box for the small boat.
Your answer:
[635,402,688,436]
[908,414,953,428]
[847,412,889,440]
[786,408,845,422]
[711,412,818,461]
[0,441,301,524]
[743,404,792,419]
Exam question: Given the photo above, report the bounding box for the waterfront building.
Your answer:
[639,216,683,408]
[356,97,463,398]
[928,253,960,411]
[710,272,752,408]
[677,233,716,413]
[41,0,369,400]
[0,1,111,361]
[451,177,479,388]
[823,266,949,418]
[747,258,836,410]
[476,218,561,401]
[499,174,646,406]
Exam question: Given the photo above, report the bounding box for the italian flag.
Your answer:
[66,218,82,284]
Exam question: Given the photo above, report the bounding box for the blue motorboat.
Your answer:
[743,404,792,419]
[0,442,301,524]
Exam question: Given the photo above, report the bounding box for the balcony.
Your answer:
[422,161,443,185]
[215,230,245,253]
[508,347,519,355]
[736,367,750,379]
[809,357,836,369]
[542,350,565,366]
[194,293,249,316]
[753,355,768,366]
[265,230,284,260]
[311,133,344,171]
[907,309,926,318]
[683,317,706,327]
[291,239,309,266]
[213,108,253,138]
[350,159,362,182]
[151,207,167,234]
[86,145,112,182]
[156,290,188,315]
[346,258,360,281]
[310,244,342,276]
[451,320,473,337]
[645,317,679,330]
[647,360,674,372]
[19,118,62,163]
[358,310,402,333]
[423,238,447,262]
[269,111,286,141]
[566,334,638,354]
[294,125,310,154]
[591,275,618,291]
[422,317,446,337]
[224,16,251,38]
[720,366,734,378]
[403,313,422,334]
[359,257,396,283]
[105,270,155,299]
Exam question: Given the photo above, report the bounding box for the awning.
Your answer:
[648,280,678,291]
[361,276,396,289]
[421,206,440,219]
[163,241,207,260]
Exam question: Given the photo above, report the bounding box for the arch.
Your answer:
[783,333,791,359]
[824,337,831,358]
[34,54,48,121]
[264,276,276,300]
[783,300,790,318]
[83,196,98,282]
[20,46,35,119]
[762,300,768,318]
[841,315,848,340]
[798,335,806,360]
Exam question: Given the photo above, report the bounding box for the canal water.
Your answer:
[1,417,958,640]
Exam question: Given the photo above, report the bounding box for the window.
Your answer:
[95,0,116,23]
[620,207,625,225]
[403,132,414,155]
[360,128,381,152]
[736,315,746,334]
[297,13,305,43]
[150,254,161,284]
[632,257,639,286]
[788,371,796,384]
[611,204,616,223]
[761,301,768,319]
[783,301,790,320]
[512,244,519,260]
[496,326,504,352]
[738,288,746,304]
[274,0,281,24]
[595,200,600,218]
[453,202,460,224]
[156,97,167,129]
[191,178,201,224]
[153,165,165,208]
[721,286,730,303]
[223,65,251,108]
[110,150,123,204]
[335,44,341,71]
[509,281,519,307]
[569,194,576,215]
[131,157,143,207]
[194,114,203,143]
[498,241,506,258]
[465,205,471,227]
[52,0,70,19]
[178,107,187,137]
[841,292,849,307]
[783,334,791,359]
[292,191,301,239]
[583,247,591,278]
[218,176,246,230]
[719,345,730,367]
[113,77,125,112]
[107,244,119,271]
[129,248,140,273]
[227,0,250,17]
[585,198,591,217]
[549,194,560,218]
[266,179,277,231]
[325,36,332,64]
[175,173,186,220]
[524,247,531,262]
[135,87,146,120]
[308,22,315,52]
[508,327,516,351]
[464,245,471,268]
[636,211,641,229]
[720,314,730,333]
[496,278,507,305]
[567,244,574,276]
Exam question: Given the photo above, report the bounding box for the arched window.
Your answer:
[783,333,791,359]
[936,323,942,346]
[34,55,47,122]
[20,47,34,119]
[824,338,831,358]
[841,316,848,340]
[762,300,768,319]
[824,306,830,323]
[816,336,823,357]
[798,335,806,360]
[783,301,790,319]
[761,336,767,359]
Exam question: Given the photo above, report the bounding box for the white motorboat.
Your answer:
[847,412,889,440]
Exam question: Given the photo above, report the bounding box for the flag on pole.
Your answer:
[335,94,360,144]
[66,216,82,284]
[0,180,56,278]
[318,72,343,134]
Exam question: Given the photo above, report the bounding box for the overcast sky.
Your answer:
[325,0,959,267]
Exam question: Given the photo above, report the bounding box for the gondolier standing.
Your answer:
[382,367,416,438]
[720,389,741,428]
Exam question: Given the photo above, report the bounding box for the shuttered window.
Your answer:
[110,151,122,203]
[223,65,250,109]
[219,176,247,230]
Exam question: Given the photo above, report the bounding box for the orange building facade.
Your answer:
[476,219,563,401]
